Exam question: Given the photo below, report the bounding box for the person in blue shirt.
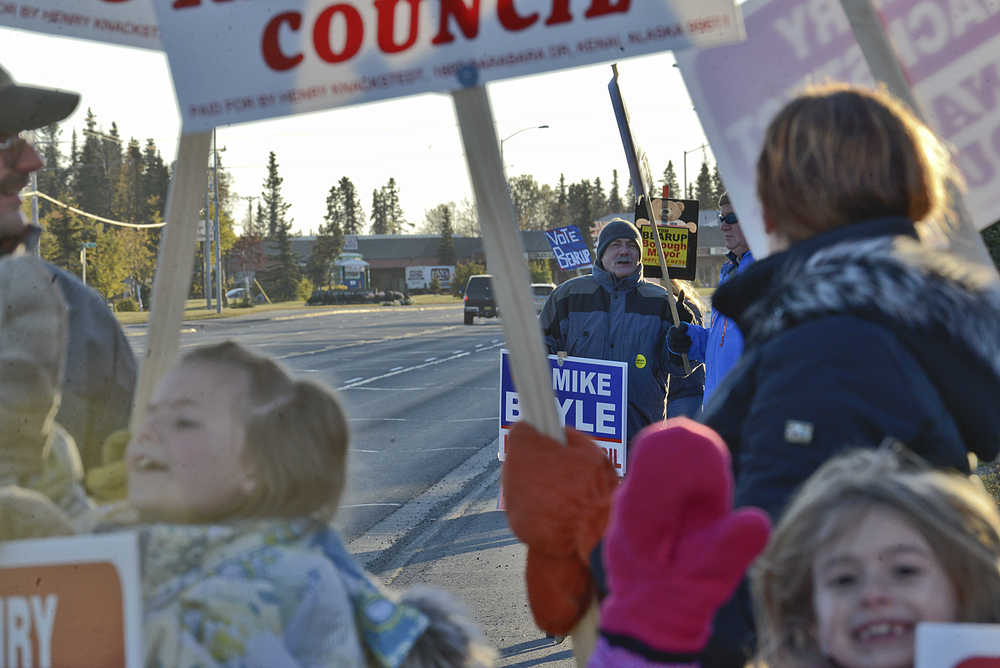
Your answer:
[667,192,754,406]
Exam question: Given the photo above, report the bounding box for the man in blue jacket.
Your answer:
[540,218,688,444]
[667,193,754,405]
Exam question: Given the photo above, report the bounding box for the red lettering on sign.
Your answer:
[432,0,480,45]
[585,0,630,19]
[497,0,537,31]
[545,0,572,25]
[375,0,421,54]
[262,11,304,71]
[314,4,364,63]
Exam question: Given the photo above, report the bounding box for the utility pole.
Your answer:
[80,241,96,285]
[683,142,708,202]
[212,129,223,313]
[203,176,212,309]
[239,195,257,298]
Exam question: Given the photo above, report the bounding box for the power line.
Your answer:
[24,191,166,229]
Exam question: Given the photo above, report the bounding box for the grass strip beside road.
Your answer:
[115,294,463,325]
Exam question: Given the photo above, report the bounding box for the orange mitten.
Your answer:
[502,422,619,634]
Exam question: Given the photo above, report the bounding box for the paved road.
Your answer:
[126,304,576,664]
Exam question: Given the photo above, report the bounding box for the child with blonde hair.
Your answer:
[123,340,494,667]
[752,447,1000,668]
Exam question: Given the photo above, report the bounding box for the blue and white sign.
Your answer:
[499,350,628,476]
[544,226,593,271]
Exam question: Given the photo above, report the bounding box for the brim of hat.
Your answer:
[0,84,80,135]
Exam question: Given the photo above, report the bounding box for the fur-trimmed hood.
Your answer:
[713,217,1000,459]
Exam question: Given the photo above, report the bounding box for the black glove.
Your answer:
[668,323,692,355]
[675,291,696,324]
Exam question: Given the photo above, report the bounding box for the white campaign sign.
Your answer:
[153,0,745,132]
[676,0,1000,258]
[0,0,161,50]
[916,622,1000,667]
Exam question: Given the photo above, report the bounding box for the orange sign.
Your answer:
[0,534,141,667]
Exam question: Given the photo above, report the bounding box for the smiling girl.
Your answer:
[752,448,1000,668]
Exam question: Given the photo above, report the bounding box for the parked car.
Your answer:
[225,287,265,304]
[463,274,496,325]
[531,283,555,314]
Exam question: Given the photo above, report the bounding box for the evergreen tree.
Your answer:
[694,160,715,209]
[260,151,291,239]
[590,176,608,219]
[568,179,595,249]
[662,161,680,200]
[257,152,298,300]
[141,138,169,255]
[39,205,85,274]
[546,173,571,230]
[307,183,347,287]
[35,123,67,219]
[252,201,268,239]
[75,110,111,218]
[437,206,456,265]
[624,180,636,209]
[711,164,726,205]
[370,188,388,234]
[113,138,144,225]
[380,178,406,233]
[607,169,624,213]
[339,177,364,235]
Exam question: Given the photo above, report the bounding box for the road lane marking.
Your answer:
[447,417,498,422]
[277,326,464,359]
[348,418,407,421]
[345,376,364,383]
[417,447,480,451]
[390,366,404,371]
[273,304,460,322]
[424,357,437,362]
[341,503,404,508]
[337,351,470,391]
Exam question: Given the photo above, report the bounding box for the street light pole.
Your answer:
[499,124,549,171]
[683,142,708,200]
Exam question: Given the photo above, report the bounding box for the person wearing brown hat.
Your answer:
[0,64,137,472]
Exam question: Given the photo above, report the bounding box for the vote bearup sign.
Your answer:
[635,197,699,280]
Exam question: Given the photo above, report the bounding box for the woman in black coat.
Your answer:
[701,83,1000,666]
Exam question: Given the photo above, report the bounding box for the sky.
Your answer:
[1,26,715,236]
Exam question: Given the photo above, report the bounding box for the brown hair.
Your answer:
[756,83,955,243]
[179,341,349,521]
[751,448,1000,667]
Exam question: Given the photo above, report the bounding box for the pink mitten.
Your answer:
[600,418,771,654]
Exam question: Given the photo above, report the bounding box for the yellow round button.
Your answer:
[635,353,647,369]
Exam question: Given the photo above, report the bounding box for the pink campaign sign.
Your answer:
[676,0,1000,255]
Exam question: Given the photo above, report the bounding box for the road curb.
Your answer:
[348,437,500,571]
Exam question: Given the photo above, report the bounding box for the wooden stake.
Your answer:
[451,84,596,664]
[129,131,211,432]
